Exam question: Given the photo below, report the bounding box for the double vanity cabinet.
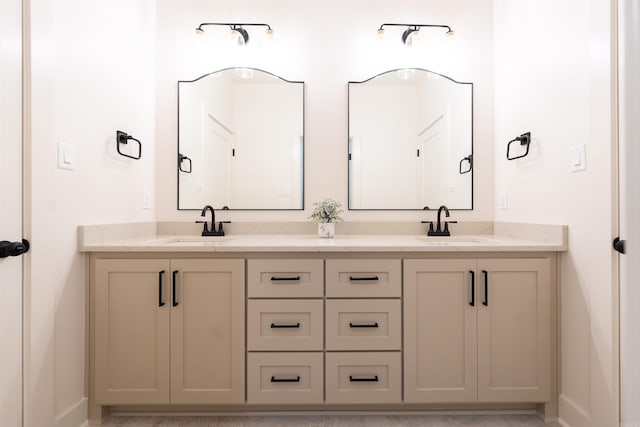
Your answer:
[84,232,561,421]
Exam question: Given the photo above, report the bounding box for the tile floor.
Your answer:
[102,414,561,426]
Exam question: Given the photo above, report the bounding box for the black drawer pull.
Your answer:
[349,322,379,328]
[349,276,379,281]
[270,276,301,281]
[270,323,300,329]
[271,376,300,383]
[349,375,379,382]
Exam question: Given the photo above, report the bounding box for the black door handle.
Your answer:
[469,270,475,307]
[0,239,30,258]
[158,271,165,307]
[172,270,179,307]
[482,270,488,306]
[613,237,625,254]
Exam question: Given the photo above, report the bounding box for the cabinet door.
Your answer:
[477,258,551,402]
[170,259,245,404]
[404,259,478,402]
[94,259,171,404]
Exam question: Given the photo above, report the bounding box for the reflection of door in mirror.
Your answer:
[178,68,304,210]
[348,69,472,210]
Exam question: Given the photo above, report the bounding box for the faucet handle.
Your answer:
[443,221,458,233]
[217,221,231,232]
[421,221,435,233]
[195,220,209,233]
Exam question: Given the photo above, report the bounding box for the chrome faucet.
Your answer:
[196,205,230,236]
[421,205,457,237]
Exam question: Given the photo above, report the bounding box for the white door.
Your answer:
[0,0,24,425]
[619,1,640,424]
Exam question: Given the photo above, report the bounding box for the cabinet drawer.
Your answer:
[247,352,323,404]
[248,259,323,298]
[326,300,401,351]
[326,260,401,298]
[325,352,401,404]
[248,300,323,351]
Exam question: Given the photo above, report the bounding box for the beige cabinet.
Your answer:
[404,258,551,404]
[94,258,244,405]
[246,259,325,404]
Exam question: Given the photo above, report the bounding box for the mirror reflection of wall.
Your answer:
[178,68,304,210]
[348,69,473,210]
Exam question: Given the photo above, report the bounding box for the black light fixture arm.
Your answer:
[196,22,273,32]
[378,23,452,32]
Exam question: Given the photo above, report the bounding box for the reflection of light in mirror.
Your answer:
[235,68,254,79]
[396,68,416,80]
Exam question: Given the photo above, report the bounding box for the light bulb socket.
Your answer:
[230,26,249,45]
[401,27,420,47]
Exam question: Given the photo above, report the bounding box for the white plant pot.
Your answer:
[318,223,335,238]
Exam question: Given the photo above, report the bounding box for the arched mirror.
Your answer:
[178,68,304,210]
[348,68,473,210]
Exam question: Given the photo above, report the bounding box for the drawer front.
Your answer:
[325,300,401,351]
[248,300,323,351]
[247,352,323,404]
[325,352,401,404]
[248,259,323,298]
[326,259,401,298]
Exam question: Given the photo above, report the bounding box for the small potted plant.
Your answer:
[309,198,343,238]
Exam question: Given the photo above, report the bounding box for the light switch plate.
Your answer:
[57,142,75,170]
[142,191,151,209]
[498,191,508,210]
[569,144,587,172]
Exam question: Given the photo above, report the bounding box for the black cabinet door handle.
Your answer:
[0,239,30,258]
[349,276,379,281]
[469,270,475,307]
[172,270,179,307]
[270,323,300,329]
[613,237,626,254]
[158,271,165,307]
[482,270,488,306]
[270,376,300,383]
[349,375,379,382]
[270,276,301,281]
[349,322,379,328]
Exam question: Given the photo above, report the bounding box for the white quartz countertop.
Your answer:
[78,233,567,253]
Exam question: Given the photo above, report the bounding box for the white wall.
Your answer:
[493,1,616,426]
[155,0,494,221]
[28,0,156,425]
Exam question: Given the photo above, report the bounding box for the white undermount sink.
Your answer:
[414,236,491,245]
[145,237,236,246]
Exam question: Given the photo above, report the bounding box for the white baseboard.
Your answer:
[55,397,88,427]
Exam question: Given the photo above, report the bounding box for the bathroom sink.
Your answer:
[144,237,236,246]
[414,236,490,245]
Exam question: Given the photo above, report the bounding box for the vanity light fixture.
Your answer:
[377,23,454,47]
[194,22,274,46]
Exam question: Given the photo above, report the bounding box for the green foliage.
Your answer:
[309,198,344,224]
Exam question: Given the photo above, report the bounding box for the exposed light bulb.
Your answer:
[195,27,205,37]
[446,29,455,39]
[265,28,274,39]
[377,28,385,39]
